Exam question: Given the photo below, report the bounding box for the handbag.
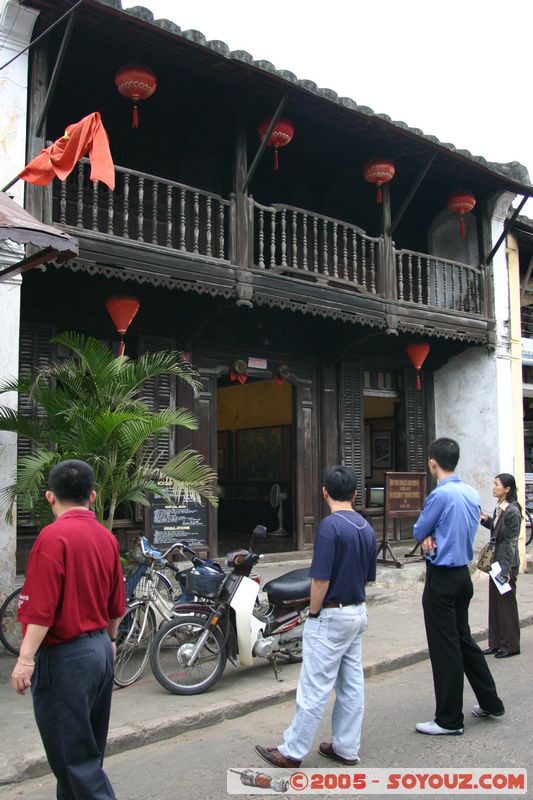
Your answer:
[476,538,496,573]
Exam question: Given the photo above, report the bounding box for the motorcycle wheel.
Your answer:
[150,614,227,695]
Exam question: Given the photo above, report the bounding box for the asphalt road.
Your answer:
[1,627,531,800]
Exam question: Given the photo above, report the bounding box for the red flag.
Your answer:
[20,112,115,190]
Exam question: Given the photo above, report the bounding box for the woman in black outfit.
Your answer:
[480,473,521,658]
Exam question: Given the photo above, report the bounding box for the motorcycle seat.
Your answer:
[264,567,311,603]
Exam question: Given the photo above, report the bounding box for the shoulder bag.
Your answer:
[476,537,496,573]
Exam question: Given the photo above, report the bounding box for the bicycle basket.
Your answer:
[124,563,147,598]
[185,565,225,599]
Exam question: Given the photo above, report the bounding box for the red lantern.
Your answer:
[105,296,140,357]
[115,64,157,129]
[258,118,294,171]
[363,158,395,204]
[405,342,430,391]
[447,191,476,237]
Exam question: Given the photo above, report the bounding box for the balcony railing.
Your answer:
[395,250,485,315]
[51,161,488,320]
[522,305,533,338]
[252,199,381,294]
[54,160,231,261]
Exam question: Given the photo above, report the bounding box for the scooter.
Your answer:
[149,525,311,694]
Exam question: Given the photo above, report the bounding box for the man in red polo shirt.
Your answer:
[11,460,125,800]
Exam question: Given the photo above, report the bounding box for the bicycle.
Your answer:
[0,587,23,656]
[525,508,533,547]
[114,537,200,687]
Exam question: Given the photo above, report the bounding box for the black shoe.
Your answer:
[482,647,500,655]
[494,650,520,658]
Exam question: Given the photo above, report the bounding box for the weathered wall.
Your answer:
[0,0,39,593]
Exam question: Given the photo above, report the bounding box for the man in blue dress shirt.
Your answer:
[413,438,505,735]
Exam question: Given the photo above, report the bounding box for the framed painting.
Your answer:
[372,430,392,469]
[236,426,283,481]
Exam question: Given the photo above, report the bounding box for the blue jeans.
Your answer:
[280,604,368,761]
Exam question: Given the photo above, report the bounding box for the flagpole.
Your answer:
[1,176,20,194]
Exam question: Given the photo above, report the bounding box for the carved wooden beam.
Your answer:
[391,153,436,235]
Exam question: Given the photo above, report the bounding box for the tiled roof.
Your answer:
[99,1,532,189]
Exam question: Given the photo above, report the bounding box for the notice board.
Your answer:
[146,478,208,548]
[384,472,427,519]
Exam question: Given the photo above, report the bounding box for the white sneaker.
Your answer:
[471,705,505,718]
[415,720,464,735]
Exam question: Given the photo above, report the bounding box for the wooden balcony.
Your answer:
[50,161,489,331]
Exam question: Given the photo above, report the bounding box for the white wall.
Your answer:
[0,0,39,594]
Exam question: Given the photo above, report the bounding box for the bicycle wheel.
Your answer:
[0,588,22,656]
[525,510,533,547]
[150,614,227,695]
[113,602,156,688]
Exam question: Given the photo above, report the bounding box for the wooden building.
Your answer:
[2,0,533,570]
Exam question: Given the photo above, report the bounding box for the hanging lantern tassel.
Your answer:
[405,342,430,392]
[274,147,279,171]
[132,101,139,129]
[363,159,395,205]
[105,296,140,358]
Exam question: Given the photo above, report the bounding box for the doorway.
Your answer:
[216,375,295,553]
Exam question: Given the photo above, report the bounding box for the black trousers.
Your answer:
[31,631,116,800]
[422,563,504,730]
[488,574,520,654]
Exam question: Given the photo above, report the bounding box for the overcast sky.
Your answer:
[143,0,533,215]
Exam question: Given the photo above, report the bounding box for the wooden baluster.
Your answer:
[322,219,328,276]
[91,177,97,229]
[434,260,439,307]
[313,216,319,273]
[107,185,114,235]
[206,196,212,257]
[458,266,464,311]
[407,253,413,301]
[369,241,376,293]
[361,237,367,288]
[219,201,225,258]
[193,192,200,254]
[397,253,404,301]
[270,210,277,268]
[258,209,265,268]
[442,261,448,308]
[352,230,358,283]
[417,255,423,304]
[281,210,287,268]
[179,188,186,251]
[302,213,308,271]
[332,223,338,278]
[59,180,67,225]
[166,185,172,247]
[291,210,297,268]
[137,176,144,241]
[123,173,130,238]
[474,273,481,314]
[342,227,348,280]
[450,263,456,309]
[76,161,84,228]
[151,181,158,244]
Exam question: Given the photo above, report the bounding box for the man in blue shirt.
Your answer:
[414,438,505,735]
[255,466,377,768]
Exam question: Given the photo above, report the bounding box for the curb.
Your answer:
[3,613,533,787]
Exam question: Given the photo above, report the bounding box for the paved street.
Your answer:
[2,626,530,800]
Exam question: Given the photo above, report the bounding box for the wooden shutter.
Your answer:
[138,335,176,463]
[404,367,427,471]
[339,362,365,506]
[17,321,55,526]
[294,364,320,549]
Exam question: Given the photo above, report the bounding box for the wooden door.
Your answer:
[294,363,320,549]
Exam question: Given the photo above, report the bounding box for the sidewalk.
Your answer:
[1,561,533,786]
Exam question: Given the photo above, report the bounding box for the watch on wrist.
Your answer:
[308,610,320,618]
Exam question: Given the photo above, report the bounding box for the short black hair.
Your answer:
[48,460,95,504]
[428,438,460,472]
[323,465,357,501]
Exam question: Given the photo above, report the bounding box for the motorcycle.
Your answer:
[149,525,311,695]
